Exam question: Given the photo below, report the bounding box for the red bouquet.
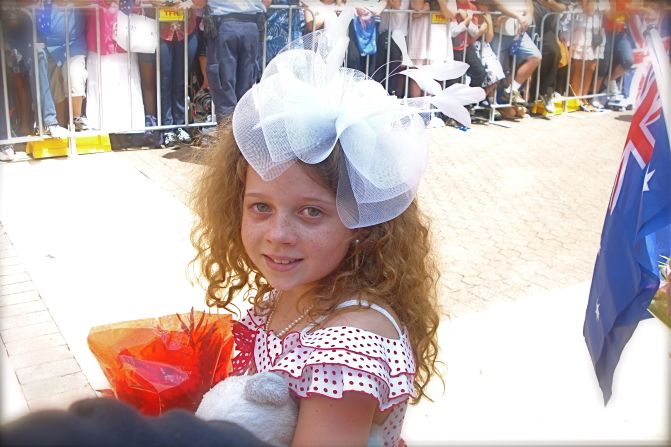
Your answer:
[88,309,234,415]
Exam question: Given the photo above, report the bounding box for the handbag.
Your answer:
[352,15,377,56]
[557,37,569,68]
[113,11,158,53]
[590,15,603,48]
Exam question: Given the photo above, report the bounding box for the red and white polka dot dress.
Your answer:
[232,302,417,446]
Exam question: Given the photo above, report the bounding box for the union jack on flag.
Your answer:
[608,67,662,213]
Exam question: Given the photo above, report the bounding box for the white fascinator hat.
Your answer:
[232,31,431,229]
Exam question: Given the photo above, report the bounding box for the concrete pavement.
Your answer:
[0,110,668,444]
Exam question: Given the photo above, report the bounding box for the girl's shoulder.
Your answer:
[273,322,416,411]
[317,299,404,341]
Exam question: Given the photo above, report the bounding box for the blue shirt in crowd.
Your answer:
[36,4,87,66]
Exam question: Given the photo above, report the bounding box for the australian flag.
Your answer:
[583,43,671,404]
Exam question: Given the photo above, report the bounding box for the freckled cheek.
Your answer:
[240,215,262,253]
[302,229,351,257]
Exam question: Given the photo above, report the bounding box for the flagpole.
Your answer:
[646,27,671,154]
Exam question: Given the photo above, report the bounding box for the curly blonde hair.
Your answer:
[190,124,443,403]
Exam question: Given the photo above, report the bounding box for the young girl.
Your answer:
[566,0,606,111]
[190,30,442,445]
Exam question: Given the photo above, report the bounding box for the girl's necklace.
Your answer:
[265,296,315,339]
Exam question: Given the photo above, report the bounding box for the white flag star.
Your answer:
[642,169,655,192]
[595,299,600,321]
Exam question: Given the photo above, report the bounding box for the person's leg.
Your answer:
[171,33,197,144]
[391,39,406,98]
[0,74,15,161]
[206,21,238,120]
[67,54,88,129]
[139,55,157,119]
[0,72,8,141]
[45,55,71,127]
[11,72,33,136]
[595,29,614,94]
[199,55,209,91]
[583,59,597,95]
[196,26,209,90]
[160,38,175,127]
[30,48,61,131]
[513,34,541,88]
[170,32,199,126]
[539,31,560,96]
[234,22,259,104]
[570,58,585,97]
[464,45,486,88]
[607,31,632,90]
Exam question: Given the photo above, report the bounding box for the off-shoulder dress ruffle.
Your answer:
[232,307,417,447]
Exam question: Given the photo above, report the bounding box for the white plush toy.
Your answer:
[196,372,297,447]
[196,372,384,447]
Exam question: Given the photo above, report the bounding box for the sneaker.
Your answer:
[580,101,598,112]
[175,127,192,144]
[541,93,556,113]
[0,145,15,162]
[427,115,446,128]
[73,116,89,131]
[607,79,621,96]
[163,131,178,148]
[591,98,605,109]
[500,87,526,105]
[46,124,69,138]
[510,89,527,105]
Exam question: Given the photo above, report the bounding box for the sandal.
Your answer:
[580,102,597,112]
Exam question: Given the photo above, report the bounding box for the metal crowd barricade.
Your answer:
[0,1,218,156]
[4,2,629,156]
[533,9,618,113]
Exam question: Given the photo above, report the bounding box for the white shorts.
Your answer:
[48,54,88,103]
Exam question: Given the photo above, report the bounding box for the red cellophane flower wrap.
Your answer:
[87,309,233,415]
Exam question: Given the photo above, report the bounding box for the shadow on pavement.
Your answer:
[162,144,208,166]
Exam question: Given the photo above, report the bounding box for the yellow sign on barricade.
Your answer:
[26,134,112,159]
[531,98,582,116]
[159,8,184,22]
[431,13,448,24]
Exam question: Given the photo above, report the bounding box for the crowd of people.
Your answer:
[0,0,669,162]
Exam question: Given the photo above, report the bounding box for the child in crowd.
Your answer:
[489,0,542,105]
[408,0,431,96]
[376,0,412,97]
[452,0,486,88]
[565,0,606,112]
[157,0,198,147]
[472,0,506,117]
[532,0,568,114]
[37,0,89,131]
[190,30,441,445]
[347,0,386,76]
[86,0,145,131]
